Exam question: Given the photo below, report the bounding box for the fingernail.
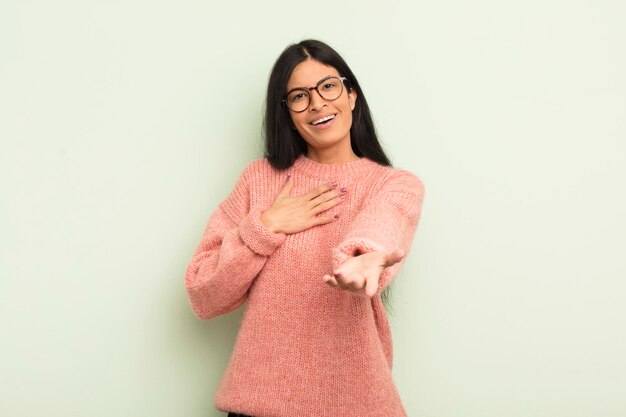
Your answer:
[340,187,347,193]
[287,174,291,180]
[332,181,337,188]
[334,214,339,219]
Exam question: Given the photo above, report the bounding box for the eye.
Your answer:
[288,92,306,103]
[321,82,337,91]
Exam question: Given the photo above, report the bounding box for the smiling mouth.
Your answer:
[310,114,336,125]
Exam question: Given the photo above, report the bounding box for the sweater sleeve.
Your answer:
[332,169,425,294]
[184,166,286,320]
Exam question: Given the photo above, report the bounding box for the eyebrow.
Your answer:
[286,75,337,94]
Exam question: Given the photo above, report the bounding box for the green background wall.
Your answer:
[1,1,624,416]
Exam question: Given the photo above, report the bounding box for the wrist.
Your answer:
[260,210,280,233]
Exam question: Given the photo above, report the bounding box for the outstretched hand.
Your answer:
[323,249,405,298]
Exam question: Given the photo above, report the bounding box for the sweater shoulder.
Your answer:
[239,157,279,182]
[219,158,279,222]
[217,158,271,222]
[365,161,425,195]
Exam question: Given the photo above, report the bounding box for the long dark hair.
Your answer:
[263,39,392,170]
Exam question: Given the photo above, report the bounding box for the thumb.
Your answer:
[384,249,405,267]
[364,275,379,298]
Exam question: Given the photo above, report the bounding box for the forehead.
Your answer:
[287,59,340,90]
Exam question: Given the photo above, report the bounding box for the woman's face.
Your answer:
[285,59,357,154]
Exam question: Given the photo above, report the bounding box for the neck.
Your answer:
[306,143,359,164]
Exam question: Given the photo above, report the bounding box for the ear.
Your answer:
[348,88,357,111]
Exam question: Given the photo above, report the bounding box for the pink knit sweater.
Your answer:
[185,155,425,417]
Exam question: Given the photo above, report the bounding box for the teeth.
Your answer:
[311,114,335,125]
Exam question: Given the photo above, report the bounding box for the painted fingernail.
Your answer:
[340,187,347,193]
[332,181,337,188]
[334,214,339,219]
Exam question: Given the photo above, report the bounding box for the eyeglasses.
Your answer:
[282,76,348,113]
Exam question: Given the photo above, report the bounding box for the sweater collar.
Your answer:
[292,154,375,178]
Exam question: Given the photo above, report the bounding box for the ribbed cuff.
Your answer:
[239,207,286,256]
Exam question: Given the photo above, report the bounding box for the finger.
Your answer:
[345,273,365,291]
[323,274,339,288]
[331,272,351,291]
[311,195,343,215]
[303,181,335,201]
[309,213,339,227]
[276,175,293,198]
[309,188,342,209]
[364,275,379,298]
[384,249,405,267]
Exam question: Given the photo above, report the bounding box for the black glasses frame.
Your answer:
[282,76,348,113]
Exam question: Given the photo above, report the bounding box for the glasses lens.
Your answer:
[286,89,309,112]
[318,77,343,101]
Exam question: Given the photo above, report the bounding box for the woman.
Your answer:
[185,39,425,417]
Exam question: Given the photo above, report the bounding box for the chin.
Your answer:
[302,134,343,147]
[303,130,350,145]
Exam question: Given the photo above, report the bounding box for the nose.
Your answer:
[308,88,326,111]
